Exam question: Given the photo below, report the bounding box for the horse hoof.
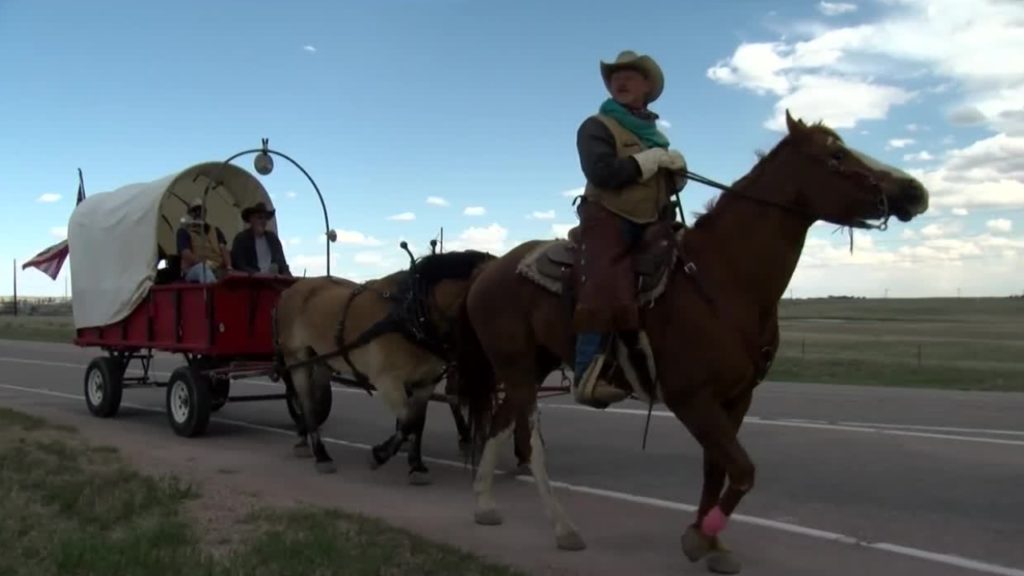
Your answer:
[707,550,742,574]
[556,530,587,551]
[512,463,531,476]
[293,443,312,458]
[681,525,713,562]
[315,460,337,474]
[367,450,384,470]
[474,508,503,526]
[408,470,432,486]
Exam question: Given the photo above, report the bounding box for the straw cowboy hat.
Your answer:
[241,201,276,222]
[600,50,664,103]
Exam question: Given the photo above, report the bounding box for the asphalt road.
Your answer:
[1,339,1022,576]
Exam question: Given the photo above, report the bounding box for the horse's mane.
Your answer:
[411,249,496,289]
[690,121,840,229]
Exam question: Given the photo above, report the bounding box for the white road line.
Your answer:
[0,381,1022,576]
[537,403,1024,447]
[3,355,1023,447]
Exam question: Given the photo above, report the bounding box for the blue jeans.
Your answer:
[184,262,217,284]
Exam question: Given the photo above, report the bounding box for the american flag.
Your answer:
[21,169,86,280]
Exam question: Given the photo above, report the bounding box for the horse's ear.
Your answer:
[785,109,804,135]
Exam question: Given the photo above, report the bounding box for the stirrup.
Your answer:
[573,354,629,408]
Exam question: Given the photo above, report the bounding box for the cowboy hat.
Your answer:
[241,201,276,222]
[600,50,664,103]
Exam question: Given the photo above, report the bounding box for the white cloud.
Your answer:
[887,138,915,149]
[445,223,509,254]
[287,237,303,247]
[353,251,391,266]
[907,133,1024,209]
[303,45,317,53]
[463,206,486,216]
[707,0,1024,136]
[763,74,914,131]
[561,187,584,198]
[529,210,556,220]
[333,229,383,246]
[37,193,61,203]
[551,223,573,238]
[656,119,672,130]
[290,254,337,278]
[49,226,67,239]
[987,218,1013,233]
[387,212,416,221]
[426,196,449,206]
[818,1,857,17]
[952,207,970,216]
[789,230,1024,297]
[286,190,298,199]
[904,151,934,162]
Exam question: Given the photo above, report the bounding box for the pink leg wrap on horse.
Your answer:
[701,506,728,537]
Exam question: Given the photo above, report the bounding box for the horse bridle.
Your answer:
[680,144,892,233]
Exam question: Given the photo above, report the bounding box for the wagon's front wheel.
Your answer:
[166,366,212,437]
[84,356,123,418]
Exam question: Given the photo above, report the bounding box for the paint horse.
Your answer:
[274,246,496,484]
[453,110,929,573]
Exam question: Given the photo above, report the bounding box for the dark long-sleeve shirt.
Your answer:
[576,115,642,190]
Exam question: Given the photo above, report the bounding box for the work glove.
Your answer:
[664,149,687,174]
[632,148,669,180]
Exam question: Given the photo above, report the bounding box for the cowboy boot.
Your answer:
[573,333,629,408]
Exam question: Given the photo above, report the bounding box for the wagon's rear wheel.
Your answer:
[166,366,212,437]
[84,356,124,418]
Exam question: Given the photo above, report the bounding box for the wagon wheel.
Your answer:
[166,366,212,437]
[84,356,124,418]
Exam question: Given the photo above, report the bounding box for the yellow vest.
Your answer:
[183,223,224,270]
[583,114,675,224]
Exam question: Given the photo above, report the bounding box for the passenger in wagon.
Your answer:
[177,198,232,283]
[231,201,292,276]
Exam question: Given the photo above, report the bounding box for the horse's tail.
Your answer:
[452,293,497,468]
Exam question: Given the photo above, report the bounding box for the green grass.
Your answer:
[0,407,525,576]
[773,297,1024,391]
[0,314,74,343]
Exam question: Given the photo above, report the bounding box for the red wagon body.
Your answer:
[75,273,297,357]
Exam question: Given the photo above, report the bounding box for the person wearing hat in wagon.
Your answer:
[231,201,292,276]
[571,49,689,408]
[177,197,233,283]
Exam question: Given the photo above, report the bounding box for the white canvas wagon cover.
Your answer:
[68,161,277,329]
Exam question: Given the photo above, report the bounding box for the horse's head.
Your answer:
[780,109,929,228]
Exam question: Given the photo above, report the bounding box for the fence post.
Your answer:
[12,259,17,317]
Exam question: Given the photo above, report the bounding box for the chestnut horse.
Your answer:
[453,111,929,573]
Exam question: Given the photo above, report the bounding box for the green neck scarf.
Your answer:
[599,98,669,149]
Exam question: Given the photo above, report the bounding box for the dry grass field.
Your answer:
[1,296,1022,391]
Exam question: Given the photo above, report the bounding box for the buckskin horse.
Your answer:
[273,246,496,484]
[453,111,930,573]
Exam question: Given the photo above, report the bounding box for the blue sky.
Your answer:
[2,0,1022,298]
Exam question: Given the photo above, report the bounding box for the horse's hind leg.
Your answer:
[290,351,336,474]
[404,385,433,485]
[525,406,585,551]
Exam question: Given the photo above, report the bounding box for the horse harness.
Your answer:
[334,272,451,387]
[273,270,452,392]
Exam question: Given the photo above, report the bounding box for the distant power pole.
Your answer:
[12,259,17,316]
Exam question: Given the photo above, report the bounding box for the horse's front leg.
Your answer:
[524,406,585,551]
